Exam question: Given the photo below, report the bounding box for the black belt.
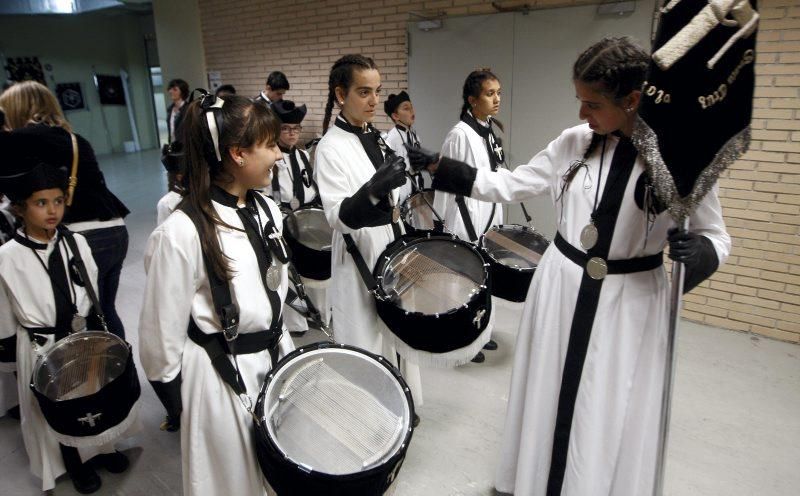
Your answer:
[187,319,281,356]
[187,318,282,396]
[24,326,69,346]
[554,232,662,280]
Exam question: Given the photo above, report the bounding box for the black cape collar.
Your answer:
[14,230,52,250]
[334,115,375,135]
[278,144,294,154]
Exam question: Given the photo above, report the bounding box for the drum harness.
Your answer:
[23,227,108,351]
[455,112,535,241]
[180,193,293,421]
[271,146,321,211]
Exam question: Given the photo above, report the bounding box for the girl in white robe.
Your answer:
[407,37,731,495]
[434,69,508,361]
[139,94,293,496]
[315,54,423,413]
[0,160,136,493]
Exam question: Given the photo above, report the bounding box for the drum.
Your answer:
[284,207,333,281]
[254,342,414,496]
[373,231,492,368]
[479,225,550,303]
[30,331,141,447]
[400,189,437,232]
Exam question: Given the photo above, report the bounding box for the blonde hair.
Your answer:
[0,81,72,132]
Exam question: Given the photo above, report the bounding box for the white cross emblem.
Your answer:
[493,143,503,156]
[473,309,486,328]
[78,412,102,427]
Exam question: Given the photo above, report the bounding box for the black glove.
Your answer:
[405,143,440,172]
[667,228,707,267]
[368,154,406,198]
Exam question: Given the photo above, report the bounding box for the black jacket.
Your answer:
[9,124,130,223]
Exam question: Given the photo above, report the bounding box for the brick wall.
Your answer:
[197,0,800,343]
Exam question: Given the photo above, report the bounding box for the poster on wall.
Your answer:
[94,74,126,105]
[55,82,86,111]
[4,56,46,84]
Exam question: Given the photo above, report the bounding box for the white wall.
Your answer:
[409,0,656,238]
[152,0,207,94]
[0,11,158,154]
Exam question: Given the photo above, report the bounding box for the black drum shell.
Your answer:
[479,225,549,303]
[253,342,414,496]
[283,211,331,281]
[30,341,141,439]
[373,232,492,353]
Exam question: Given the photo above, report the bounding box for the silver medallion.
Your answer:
[266,263,282,291]
[71,314,87,332]
[586,256,608,280]
[290,198,300,210]
[580,223,599,250]
[392,206,400,223]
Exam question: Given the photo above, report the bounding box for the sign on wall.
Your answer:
[55,82,86,111]
[4,56,46,84]
[95,74,126,105]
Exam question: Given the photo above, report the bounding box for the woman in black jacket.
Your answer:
[0,81,130,337]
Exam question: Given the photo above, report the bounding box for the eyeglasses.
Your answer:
[281,125,303,134]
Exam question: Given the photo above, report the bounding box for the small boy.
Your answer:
[0,153,132,494]
[384,91,428,193]
[254,70,289,106]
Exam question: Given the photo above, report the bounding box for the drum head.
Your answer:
[481,225,549,270]
[32,331,130,401]
[401,190,436,231]
[262,346,411,475]
[286,208,333,251]
[378,237,485,315]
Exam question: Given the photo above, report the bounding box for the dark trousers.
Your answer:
[81,225,129,338]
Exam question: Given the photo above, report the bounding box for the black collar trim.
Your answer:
[335,115,374,135]
[279,144,293,154]
[14,231,49,250]
[210,184,241,208]
[395,123,408,132]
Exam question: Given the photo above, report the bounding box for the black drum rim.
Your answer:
[254,341,415,480]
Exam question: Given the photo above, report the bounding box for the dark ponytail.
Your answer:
[180,94,280,280]
[322,54,378,134]
[460,68,504,132]
[572,36,649,103]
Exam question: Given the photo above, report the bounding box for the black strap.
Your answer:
[178,204,240,338]
[60,228,107,330]
[455,195,479,242]
[47,238,75,333]
[287,148,306,206]
[271,166,281,203]
[296,148,321,204]
[553,232,663,274]
[342,233,381,295]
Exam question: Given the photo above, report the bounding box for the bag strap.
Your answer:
[59,227,108,331]
[66,133,79,207]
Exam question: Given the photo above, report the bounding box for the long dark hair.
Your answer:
[322,54,378,134]
[180,94,280,280]
[460,68,504,132]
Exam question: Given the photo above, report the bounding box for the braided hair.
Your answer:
[322,54,378,134]
[460,68,504,132]
[571,36,649,160]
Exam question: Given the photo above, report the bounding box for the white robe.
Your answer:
[156,190,183,225]
[314,122,423,407]
[461,124,731,495]
[139,191,295,496]
[435,120,504,241]
[0,231,138,491]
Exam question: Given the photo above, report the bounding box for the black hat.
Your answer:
[0,132,68,202]
[384,91,410,118]
[272,100,307,124]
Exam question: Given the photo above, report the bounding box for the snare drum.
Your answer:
[30,331,141,447]
[254,342,414,496]
[283,207,333,281]
[400,189,437,232]
[373,231,492,368]
[479,225,550,303]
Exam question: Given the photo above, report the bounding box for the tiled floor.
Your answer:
[1,149,798,495]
